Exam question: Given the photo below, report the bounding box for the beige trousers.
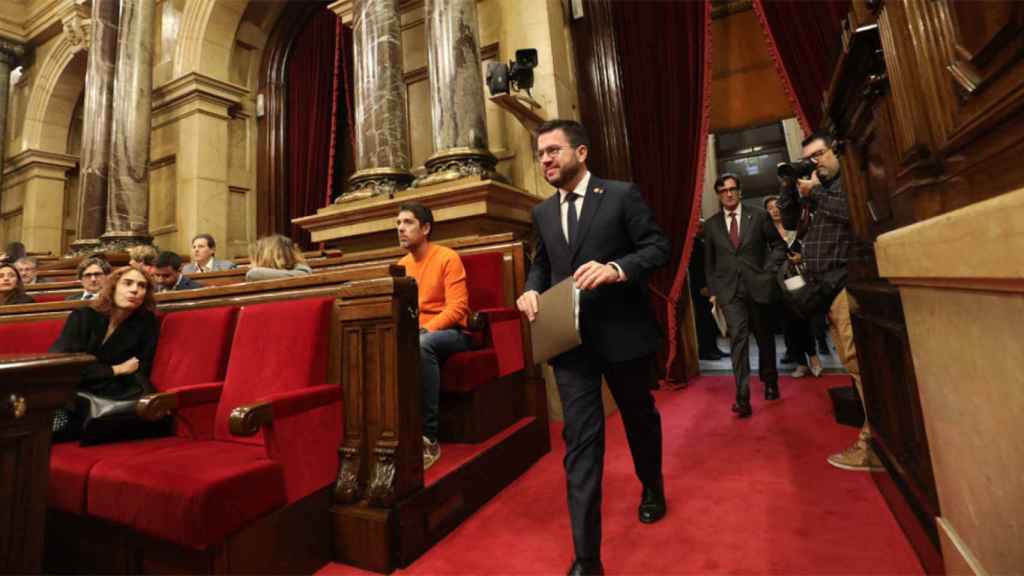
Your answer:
[828,289,871,443]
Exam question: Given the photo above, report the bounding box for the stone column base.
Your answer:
[294,177,539,253]
[338,167,414,203]
[99,230,153,252]
[68,239,104,256]
[413,147,506,188]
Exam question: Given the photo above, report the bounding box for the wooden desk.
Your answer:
[0,353,94,574]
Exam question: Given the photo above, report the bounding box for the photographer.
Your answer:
[777,131,879,472]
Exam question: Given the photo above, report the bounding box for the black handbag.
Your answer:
[777,260,847,320]
[74,375,171,446]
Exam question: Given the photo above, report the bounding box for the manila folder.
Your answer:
[530,277,582,364]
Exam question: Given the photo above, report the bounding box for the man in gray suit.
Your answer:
[705,173,786,417]
[181,233,237,273]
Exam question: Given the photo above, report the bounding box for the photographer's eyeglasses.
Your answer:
[803,148,828,162]
[536,146,574,161]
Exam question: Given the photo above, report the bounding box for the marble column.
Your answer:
[102,0,154,250]
[0,40,25,202]
[416,0,500,187]
[71,0,119,253]
[340,0,413,203]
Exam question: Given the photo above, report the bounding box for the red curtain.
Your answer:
[752,0,850,132]
[287,8,340,247]
[610,0,712,385]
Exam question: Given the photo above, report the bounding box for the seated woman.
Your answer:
[49,266,160,442]
[0,262,35,305]
[245,234,313,281]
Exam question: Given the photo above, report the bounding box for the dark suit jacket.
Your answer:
[525,176,671,363]
[704,205,786,305]
[49,306,160,399]
[173,275,202,291]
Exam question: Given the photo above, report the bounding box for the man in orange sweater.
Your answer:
[396,202,471,470]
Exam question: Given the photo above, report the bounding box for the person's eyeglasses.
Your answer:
[717,186,739,194]
[804,149,828,162]
[536,146,573,161]
[82,272,106,279]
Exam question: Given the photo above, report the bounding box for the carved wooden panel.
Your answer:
[910,0,1024,150]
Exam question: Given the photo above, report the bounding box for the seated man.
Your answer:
[152,251,202,292]
[66,257,112,301]
[14,256,39,285]
[396,202,470,470]
[128,244,158,277]
[183,233,238,273]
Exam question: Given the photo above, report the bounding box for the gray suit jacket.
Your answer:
[704,205,786,305]
[181,258,237,274]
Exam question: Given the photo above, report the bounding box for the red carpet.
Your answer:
[318,374,923,575]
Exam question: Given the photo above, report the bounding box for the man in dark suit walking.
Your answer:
[516,120,671,576]
[704,173,787,417]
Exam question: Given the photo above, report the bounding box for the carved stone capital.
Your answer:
[62,11,91,54]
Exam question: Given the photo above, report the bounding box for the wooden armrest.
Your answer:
[228,402,273,436]
[136,392,178,421]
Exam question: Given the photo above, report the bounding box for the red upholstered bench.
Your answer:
[48,306,239,515]
[439,252,527,442]
[83,297,342,550]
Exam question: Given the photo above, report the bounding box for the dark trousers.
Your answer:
[785,308,817,363]
[419,329,472,441]
[722,289,778,405]
[551,348,663,562]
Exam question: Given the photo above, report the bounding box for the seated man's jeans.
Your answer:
[420,328,472,442]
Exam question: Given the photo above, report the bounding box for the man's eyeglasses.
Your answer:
[536,146,574,161]
[717,186,739,194]
[81,272,106,279]
[803,148,828,162]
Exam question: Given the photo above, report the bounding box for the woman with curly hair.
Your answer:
[0,261,35,305]
[245,234,312,281]
[49,266,161,441]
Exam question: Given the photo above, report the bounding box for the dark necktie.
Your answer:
[566,192,579,245]
[729,212,740,249]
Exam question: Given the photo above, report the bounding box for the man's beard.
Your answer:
[547,161,581,189]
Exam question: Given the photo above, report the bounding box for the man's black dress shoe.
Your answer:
[765,382,779,401]
[638,483,667,524]
[567,558,604,576]
[731,402,752,418]
[780,354,796,364]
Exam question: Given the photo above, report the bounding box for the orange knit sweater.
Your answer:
[398,243,470,331]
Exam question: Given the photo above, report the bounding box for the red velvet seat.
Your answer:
[31,293,70,303]
[48,306,239,514]
[85,297,342,549]
[438,252,526,442]
[440,252,524,394]
[0,318,64,354]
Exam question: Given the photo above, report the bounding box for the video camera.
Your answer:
[776,158,817,181]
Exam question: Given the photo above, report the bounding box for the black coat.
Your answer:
[525,176,671,363]
[704,205,787,305]
[49,306,160,399]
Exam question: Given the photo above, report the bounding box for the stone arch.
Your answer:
[22,35,88,154]
[173,0,249,80]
